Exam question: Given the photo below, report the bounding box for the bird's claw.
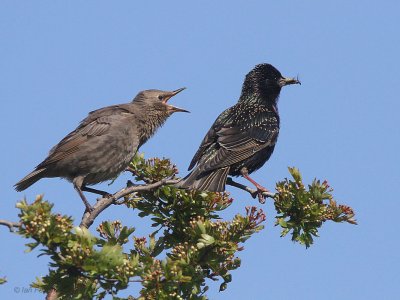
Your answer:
[84,205,95,213]
[257,192,266,204]
[126,180,134,187]
[96,193,112,202]
[248,189,266,203]
[249,190,258,199]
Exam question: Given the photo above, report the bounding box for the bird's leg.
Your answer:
[226,177,275,202]
[226,177,258,199]
[81,186,110,197]
[240,167,269,204]
[240,167,270,192]
[73,180,94,212]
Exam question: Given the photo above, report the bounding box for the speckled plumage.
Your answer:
[178,63,300,192]
[15,88,187,210]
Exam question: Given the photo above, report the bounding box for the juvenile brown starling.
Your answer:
[177,64,300,199]
[15,88,187,211]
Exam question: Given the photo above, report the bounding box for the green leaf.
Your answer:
[199,234,215,246]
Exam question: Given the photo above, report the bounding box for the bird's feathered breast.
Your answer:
[133,106,171,148]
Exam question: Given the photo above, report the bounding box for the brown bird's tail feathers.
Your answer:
[14,168,46,191]
[176,167,230,192]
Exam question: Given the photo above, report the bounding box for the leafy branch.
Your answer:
[274,167,356,247]
[0,154,356,299]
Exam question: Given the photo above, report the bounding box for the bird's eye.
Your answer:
[158,95,163,100]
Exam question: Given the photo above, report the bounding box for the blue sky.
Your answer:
[1,1,399,299]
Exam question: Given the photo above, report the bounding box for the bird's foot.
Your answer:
[240,168,269,203]
[84,202,95,213]
[256,190,268,204]
[126,180,135,187]
[76,187,95,212]
[97,193,112,202]
[253,184,269,204]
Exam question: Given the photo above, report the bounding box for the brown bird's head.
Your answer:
[132,88,188,146]
[133,88,188,114]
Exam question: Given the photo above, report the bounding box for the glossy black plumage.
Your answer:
[177,63,300,193]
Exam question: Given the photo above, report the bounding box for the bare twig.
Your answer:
[79,179,179,229]
[125,167,136,174]
[0,219,20,232]
[226,177,275,202]
[81,271,143,283]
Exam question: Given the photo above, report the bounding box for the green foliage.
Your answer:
[0,277,6,285]
[11,156,356,299]
[17,195,74,251]
[129,153,179,183]
[274,167,357,248]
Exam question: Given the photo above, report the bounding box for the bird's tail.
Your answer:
[14,168,46,191]
[176,167,230,192]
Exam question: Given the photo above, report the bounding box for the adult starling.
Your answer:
[15,88,187,211]
[177,64,300,199]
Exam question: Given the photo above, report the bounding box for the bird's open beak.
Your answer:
[163,87,190,113]
[279,77,301,87]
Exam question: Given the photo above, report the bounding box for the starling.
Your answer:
[15,88,188,211]
[177,64,300,199]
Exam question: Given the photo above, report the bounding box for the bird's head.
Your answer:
[133,88,189,114]
[241,63,300,103]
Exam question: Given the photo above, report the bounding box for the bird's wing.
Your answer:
[188,107,233,170]
[38,105,132,167]
[188,127,217,170]
[195,111,279,173]
[76,104,133,129]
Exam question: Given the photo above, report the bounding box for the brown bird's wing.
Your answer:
[38,105,133,167]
